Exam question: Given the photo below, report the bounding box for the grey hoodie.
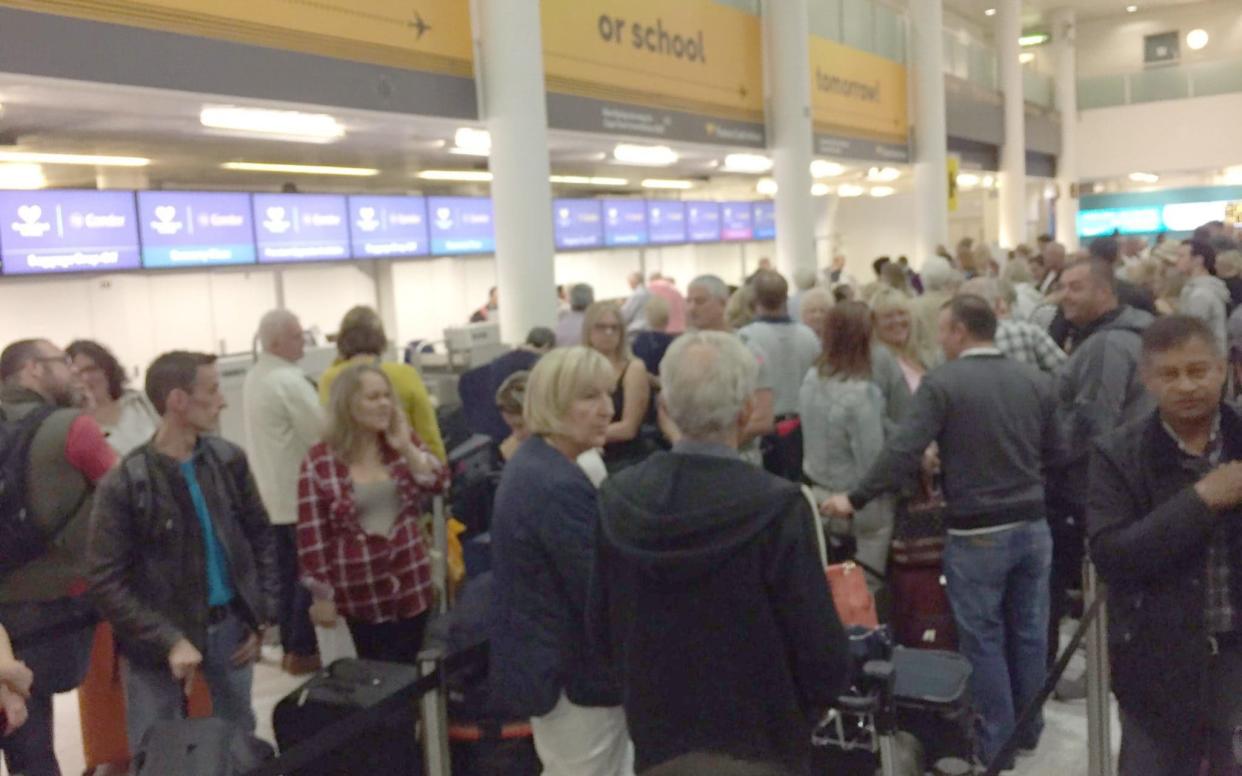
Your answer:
[1178,274,1231,350]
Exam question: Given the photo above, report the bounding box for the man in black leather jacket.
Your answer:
[88,351,278,752]
[1089,316,1242,774]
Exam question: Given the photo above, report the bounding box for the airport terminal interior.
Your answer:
[0,0,1241,773]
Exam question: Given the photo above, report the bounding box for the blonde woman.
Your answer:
[583,301,653,474]
[870,287,929,394]
[297,364,447,664]
[490,347,633,776]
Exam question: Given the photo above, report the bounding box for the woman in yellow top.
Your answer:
[318,306,447,462]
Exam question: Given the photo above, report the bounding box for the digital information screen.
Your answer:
[602,199,648,247]
[349,195,430,258]
[553,199,605,250]
[752,201,776,240]
[0,190,142,275]
[428,197,495,255]
[137,191,256,268]
[720,201,755,241]
[646,201,688,244]
[252,193,350,264]
[686,201,722,243]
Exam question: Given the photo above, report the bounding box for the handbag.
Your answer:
[892,474,947,567]
[803,486,879,629]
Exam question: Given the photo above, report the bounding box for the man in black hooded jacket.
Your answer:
[588,331,849,775]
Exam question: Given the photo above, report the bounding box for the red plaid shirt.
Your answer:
[296,435,447,623]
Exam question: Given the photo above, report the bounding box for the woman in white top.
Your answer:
[68,340,159,456]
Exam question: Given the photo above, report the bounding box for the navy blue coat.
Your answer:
[488,435,620,717]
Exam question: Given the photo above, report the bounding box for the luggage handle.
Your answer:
[801,485,830,571]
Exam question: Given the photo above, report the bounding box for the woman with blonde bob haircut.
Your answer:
[296,363,447,664]
[490,346,634,776]
[583,301,653,473]
[870,287,929,393]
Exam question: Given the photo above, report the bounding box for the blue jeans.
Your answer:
[122,607,256,753]
[943,519,1052,765]
[0,598,95,776]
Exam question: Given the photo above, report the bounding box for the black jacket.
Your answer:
[1088,404,1242,724]
[88,436,279,668]
[589,449,849,774]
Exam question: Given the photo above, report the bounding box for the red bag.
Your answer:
[891,565,957,650]
[826,562,879,629]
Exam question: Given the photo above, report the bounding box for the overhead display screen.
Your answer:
[720,201,755,241]
[686,201,722,243]
[137,191,256,268]
[348,195,430,258]
[252,193,349,264]
[1076,207,1162,238]
[752,201,776,240]
[0,190,142,275]
[646,201,687,245]
[602,199,648,247]
[553,199,604,250]
[428,197,495,255]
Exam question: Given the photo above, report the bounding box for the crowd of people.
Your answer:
[0,221,1240,775]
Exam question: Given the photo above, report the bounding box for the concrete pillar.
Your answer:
[1052,8,1079,249]
[997,0,1027,247]
[474,0,557,342]
[911,0,950,263]
[762,0,816,279]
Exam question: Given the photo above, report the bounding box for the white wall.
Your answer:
[1076,1,1242,77]
[833,191,918,278]
[1076,90,1242,179]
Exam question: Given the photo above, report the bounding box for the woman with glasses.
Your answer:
[67,340,159,456]
[583,302,652,474]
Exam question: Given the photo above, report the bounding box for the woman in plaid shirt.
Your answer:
[297,364,447,664]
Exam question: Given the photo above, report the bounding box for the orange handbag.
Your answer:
[802,485,880,629]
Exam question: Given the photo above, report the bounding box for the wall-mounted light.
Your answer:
[1186,29,1209,51]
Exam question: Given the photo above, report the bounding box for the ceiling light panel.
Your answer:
[417,169,495,182]
[722,153,773,174]
[221,161,378,176]
[613,143,679,167]
[200,106,345,141]
[0,151,150,167]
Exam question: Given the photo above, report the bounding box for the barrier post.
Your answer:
[432,495,449,615]
[1083,559,1114,776]
[420,647,452,776]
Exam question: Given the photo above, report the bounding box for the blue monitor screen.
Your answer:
[252,193,350,264]
[721,202,755,241]
[349,195,430,258]
[553,199,604,250]
[0,189,142,275]
[602,199,648,247]
[753,201,776,240]
[137,191,256,268]
[686,201,722,243]
[646,201,687,244]
[428,197,495,255]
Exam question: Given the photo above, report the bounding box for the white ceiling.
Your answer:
[943,0,1208,24]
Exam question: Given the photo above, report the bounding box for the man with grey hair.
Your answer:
[620,271,650,332]
[788,266,818,322]
[242,309,323,674]
[589,331,849,774]
[960,277,1066,373]
[554,283,595,347]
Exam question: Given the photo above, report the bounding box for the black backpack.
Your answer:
[0,405,68,576]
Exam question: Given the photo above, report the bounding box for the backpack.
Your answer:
[130,717,274,776]
[0,405,70,576]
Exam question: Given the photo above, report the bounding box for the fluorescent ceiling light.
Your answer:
[1126,5,1138,12]
[982,174,996,189]
[1019,52,1035,64]
[957,173,981,189]
[0,163,46,189]
[756,178,779,196]
[1019,33,1049,47]
[870,186,896,198]
[0,151,150,167]
[1128,171,1160,183]
[811,160,846,178]
[450,127,491,156]
[867,166,901,182]
[613,143,678,167]
[985,8,996,16]
[417,169,494,182]
[550,175,630,186]
[837,184,865,198]
[722,153,773,174]
[1186,29,1209,50]
[200,106,344,141]
[641,178,694,190]
[221,161,378,176]
[811,182,832,197]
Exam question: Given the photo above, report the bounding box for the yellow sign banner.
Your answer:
[948,155,960,213]
[0,0,473,75]
[809,36,908,145]
[540,0,765,124]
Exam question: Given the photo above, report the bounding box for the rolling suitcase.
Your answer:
[129,717,273,776]
[891,481,957,651]
[272,658,422,776]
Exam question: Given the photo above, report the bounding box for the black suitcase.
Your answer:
[129,717,274,776]
[272,658,422,776]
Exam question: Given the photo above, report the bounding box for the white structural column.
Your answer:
[1052,8,1079,249]
[762,0,816,279]
[997,0,1027,247]
[910,0,950,264]
[475,0,557,342]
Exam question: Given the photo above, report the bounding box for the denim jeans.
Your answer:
[273,524,317,657]
[0,597,95,776]
[943,519,1052,765]
[122,607,256,753]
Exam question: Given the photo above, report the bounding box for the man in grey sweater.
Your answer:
[823,295,1063,768]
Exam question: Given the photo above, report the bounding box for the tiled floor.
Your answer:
[8,642,1120,776]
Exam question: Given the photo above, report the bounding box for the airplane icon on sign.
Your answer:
[409,11,430,39]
